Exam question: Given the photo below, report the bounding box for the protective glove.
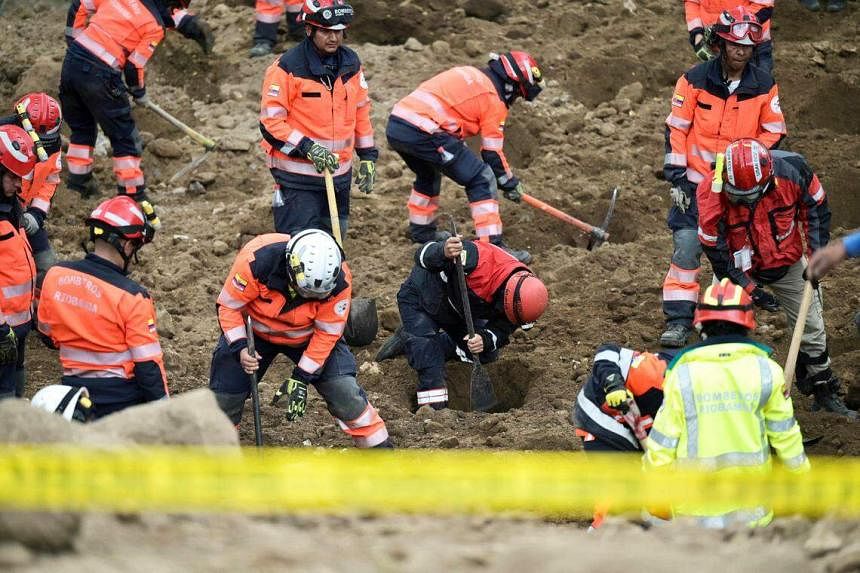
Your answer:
[606,388,634,410]
[0,326,17,366]
[693,40,714,62]
[20,212,40,236]
[502,182,524,203]
[194,19,215,55]
[802,268,820,290]
[669,185,691,213]
[139,199,161,230]
[133,93,150,108]
[603,372,632,409]
[354,160,376,194]
[751,287,780,312]
[272,378,308,421]
[306,143,339,174]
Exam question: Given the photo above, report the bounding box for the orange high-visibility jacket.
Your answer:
[391,66,515,185]
[664,59,786,187]
[216,233,352,378]
[259,40,377,192]
[0,211,35,328]
[684,1,773,42]
[21,150,62,216]
[37,254,168,402]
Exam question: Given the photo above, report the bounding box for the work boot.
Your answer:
[375,326,406,362]
[812,385,858,419]
[249,41,273,58]
[660,324,691,348]
[491,239,532,264]
[409,223,451,244]
[66,173,99,199]
[826,0,846,11]
[800,0,821,10]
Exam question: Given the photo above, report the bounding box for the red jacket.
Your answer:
[697,150,830,289]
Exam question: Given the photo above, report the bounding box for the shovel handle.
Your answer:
[142,99,217,150]
[783,280,814,398]
[245,315,263,447]
[324,169,343,247]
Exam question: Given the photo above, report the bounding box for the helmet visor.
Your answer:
[724,179,768,204]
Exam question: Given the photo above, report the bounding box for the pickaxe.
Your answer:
[138,98,218,182]
[520,187,618,250]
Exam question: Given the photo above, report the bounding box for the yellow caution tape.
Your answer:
[0,446,859,517]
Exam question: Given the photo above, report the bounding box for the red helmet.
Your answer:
[503,271,548,325]
[712,7,763,46]
[301,0,353,30]
[694,278,756,330]
[0,125,36,178]
[86,196,155,245]
[724,138,773,204]
[15,93,62,138]
[490,51,544,102]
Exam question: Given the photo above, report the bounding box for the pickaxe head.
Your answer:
[586,187,619,251]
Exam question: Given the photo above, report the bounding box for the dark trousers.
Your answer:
[0,325,29,399]
[271,180,349,237]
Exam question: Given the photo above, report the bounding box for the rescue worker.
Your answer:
[386,51,544,264]
[660,6,786,348]
[684,0,774,73]
[259,0,378,237]
[209,229,392,448]
[250,0,304,57]
[37,196,167,418]
[697,138,855,418]
[0,93,64,288]
[808,229,860,279]
[375,235,548,409]
[60,0,214,213]
[31,384,96,422]
[572,344,673,452]
[644,278,810,528]
[0,126,38,400]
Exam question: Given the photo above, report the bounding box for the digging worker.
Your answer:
[208,229,392,448]
[37,196,168,418]
[0,93,64,290]
[386,51,544,264]
[644,278,810,528]
[59,0,214,213]
[375,235,548,410]
[249,0,304,57]
[660,5,786,348]
[809,229,860,335]
[0,126,38,400]
[259,0,378,237]
[697,138,855,418]
[572,344,674,453]
[684,0,774,73]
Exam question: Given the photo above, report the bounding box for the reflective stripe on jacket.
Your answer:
[0,214,35,328]
[21,150,62,215]
[644,337,809,527]
[216,233,352,378]
[663,59,785,187]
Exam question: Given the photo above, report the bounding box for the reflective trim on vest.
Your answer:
[693,506,770,529]
[481,137,503,150]
[256,12,281,23]
[4,310,32,327]
[224,325,245,343]
[314,320,344,335]
[267,156,353,178]
[129,341,162,360]
[252,319,313,339]
[761,121,786,134]
[690,144,715,164]
[593,347,635,380]
[698,225,719,244]
[648,427,680,449]
[217,288,246,310]
[76,33,120,69]
[677,364,698,458]
[63,367,127,378]
[355,134,374,148]
[409,89,459,133]
[263,106,288,119]
[60,346,132,364]
[30,198,51,212]
[665,153,687,166]
[666,114,692,130]
[417,388,448,405]
[686,169,705,184]
[678,449,770,471]
[298,354,321,374]
[766,417,796,432]
[576,391,638,448]
[784,452,808,470]
[390,104,442,134]
[2,280,33,298]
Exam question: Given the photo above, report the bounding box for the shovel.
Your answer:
[521,187,618,250]
[451,221,497,412]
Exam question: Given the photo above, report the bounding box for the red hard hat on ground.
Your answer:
[503,271,548,325]
[15,93,62,137]
[86,196,154,244]
[694,278,756,330]
[0,125,36,178]
[712,7,763,46]
[301,0,353,30]
[724,138,773,205]
[491,51,544,101]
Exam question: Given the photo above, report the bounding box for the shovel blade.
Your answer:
[470,362,497,412]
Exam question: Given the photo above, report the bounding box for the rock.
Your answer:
[616,81,644,104]
[0,400,89,445]
[614,97,632,113]
[359,361,381,376]
[187,180,207,196]
[812,41,831,53]
[196,171,217,186]
[423,420,446,434]
[438,436,459,448]
[812,54,826,67]
[804,521,844,557]
[156,307,175,339]
[382,163,402,178]
[0,512,81,553]
[594,106,617,119]
[826,543,860,573]
[148,138,183,159]
[221,137,254,152]
[431,41,450,57]
[0,542,32,567]
[598,123,617,137]
[139,131,155,147]
[414,405,435,418]
[463,0,507,21]
[404,37,424,52]
[378,307,401,332]
[212,239,231,256]
[464,40,483,57]
[216,115,236,130]
[162,347,187,378]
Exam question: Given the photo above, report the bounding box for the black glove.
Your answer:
[0,326,17,366]
[802,268,820,290]
[272,378,308,421]
[751,287,780,312]
[502,182,524,203]
[604,372,631,410]
[194,19,215,54]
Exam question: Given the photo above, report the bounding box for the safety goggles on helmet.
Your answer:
[724,178,771,205]
[724,21,763,45]
[714,8,763,46]
[723,138,773,205]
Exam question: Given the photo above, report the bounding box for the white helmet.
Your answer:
[31,385,94,422]
[286,229,343,299]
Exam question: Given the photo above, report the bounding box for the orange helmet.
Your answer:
[0,125,36,178]
[503,271,548,325]
[301,0,353,30]
[694,278,756,330]
[626,352,668,396]
[15,93,62,138]
[712,7,763,46]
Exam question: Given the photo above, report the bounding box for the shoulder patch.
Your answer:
[334,299,349,317]
[232,273,248,292]
[770,95,781,114]
[672,93,685,107]
[267,83,281,97]
[359,71,368,90]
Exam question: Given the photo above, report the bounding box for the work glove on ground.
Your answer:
[751,287,780,312]
[502,182,524,203]
[669,186,691,213]
[20,212,40,236]
[305,143,339,174]
[273,378,308,421]
[0,326,17,366]
[354,160,376,194]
